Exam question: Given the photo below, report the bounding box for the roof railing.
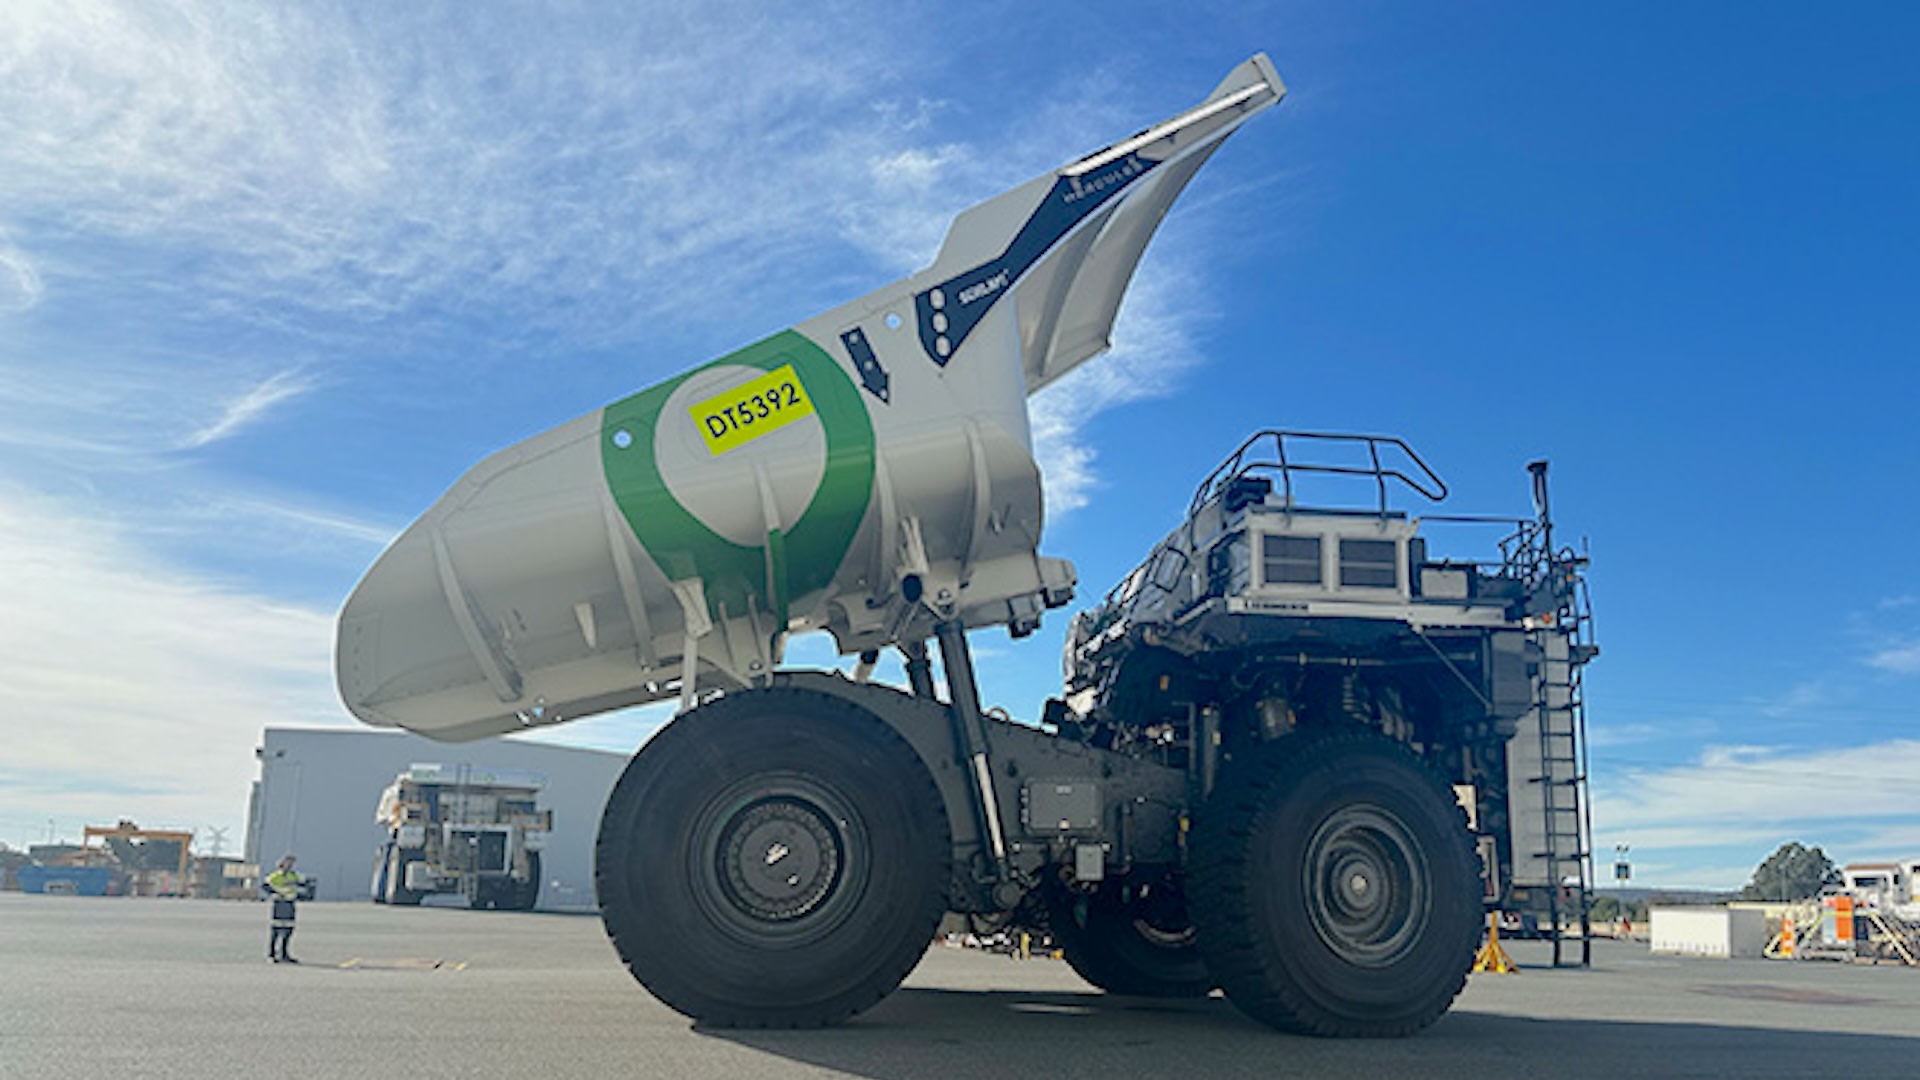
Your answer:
[1189,429,1449,517]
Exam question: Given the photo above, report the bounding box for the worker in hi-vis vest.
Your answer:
[263,854,305,963]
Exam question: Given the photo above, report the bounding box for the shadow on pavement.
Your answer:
[702,986,1920,1080]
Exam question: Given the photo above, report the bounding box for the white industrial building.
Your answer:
[245,728,628,908]
[1648,906,1769,959]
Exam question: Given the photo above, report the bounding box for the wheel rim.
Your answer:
[689,773,867,945]
[1302,804,1429,968]
[718,797,842,920]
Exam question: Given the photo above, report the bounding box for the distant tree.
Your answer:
[1592,895,1650,920]
[1590,895,1652,929]
[1739,842,1840,901]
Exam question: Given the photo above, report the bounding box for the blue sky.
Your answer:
[3,2,1916,888]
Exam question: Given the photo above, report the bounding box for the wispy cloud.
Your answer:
[0,486,347,843]
[0,237,41,314]
[0,356,316,472]
[1586,720,1704,748]
[179,368,315,450]
[1845,594,1920,675]
[0,3,1019,341]
[1754,679,1830,718]
[16,20,1255,355]
[208,495,394,548]
[1031,262,1212,514]
[1868,641,1920,674]
[1591,739,1920,886]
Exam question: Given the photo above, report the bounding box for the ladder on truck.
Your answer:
[1532,615,1597,967]
[1499,493,1597,968]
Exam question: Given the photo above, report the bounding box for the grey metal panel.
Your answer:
[1505,707,1551,888]
[1420,566,1470,600]
[1024,780,1102,835]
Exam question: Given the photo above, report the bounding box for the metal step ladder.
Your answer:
[1533,622,1596,967]
[1500,573,1597,967]
[1494,466,1598,967]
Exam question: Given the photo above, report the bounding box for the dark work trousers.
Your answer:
[269,899,297,960]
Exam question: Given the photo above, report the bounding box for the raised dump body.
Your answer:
[336,56,1286,741]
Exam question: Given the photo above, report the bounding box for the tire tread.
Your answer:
[596,688,950,1028]
[1190,727,1479,1037]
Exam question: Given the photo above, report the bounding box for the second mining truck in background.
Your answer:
[336,54,1596,1036]
[370,764,550,911]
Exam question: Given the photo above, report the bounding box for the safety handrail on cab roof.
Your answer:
[1189,429,1449,518]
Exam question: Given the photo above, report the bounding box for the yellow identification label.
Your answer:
[689,364,815,455]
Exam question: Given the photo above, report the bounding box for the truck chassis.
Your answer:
[594,431,1596,1035]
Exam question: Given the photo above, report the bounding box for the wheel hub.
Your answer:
[1337,861,1377,908]
[1303,805,1429,968]
[717,798,842,922]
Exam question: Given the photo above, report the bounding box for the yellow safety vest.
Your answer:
[266,867,301,899]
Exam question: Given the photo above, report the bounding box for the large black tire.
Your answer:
[596,687,951,1028]
[503,853,542,912]
[1190,728,1481,1037]
[370,845,390,904]
[1046,877,1212,998]
[385,849,423,907]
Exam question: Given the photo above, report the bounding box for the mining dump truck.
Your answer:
[336,54,1597,1035]
[369,763,550,910]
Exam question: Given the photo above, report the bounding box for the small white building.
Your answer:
[1649,906,1769,959]
[1842,863,1907,907]
[245,728,629,908]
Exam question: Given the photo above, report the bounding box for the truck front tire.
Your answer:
[596,688,950,1028]
[371,844,391,904]
[384,849,423,906]
[506,852,542,911]
[1190,728,1480,1037]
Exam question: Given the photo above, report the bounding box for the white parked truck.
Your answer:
[336,54,1597,1035]
[370,763,550,910]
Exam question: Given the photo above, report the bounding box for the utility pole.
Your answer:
[1614,844,1633,938]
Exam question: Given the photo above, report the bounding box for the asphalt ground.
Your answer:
[3,893,1916,1079]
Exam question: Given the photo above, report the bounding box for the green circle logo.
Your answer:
[600,330,875,625]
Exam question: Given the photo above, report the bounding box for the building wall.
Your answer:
[1649,906,1768,959]
[246,728,629,909]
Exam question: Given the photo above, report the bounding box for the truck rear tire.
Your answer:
[1046,878,1213,998]
[596,687,950,1028]
[1190,728,1480,1037]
